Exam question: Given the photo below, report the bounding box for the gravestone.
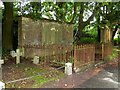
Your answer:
[0,81,5,90]
[0,57,4,81]
[33,56,39,64]
[65,62,72,75]
[0,58,4,68]
[10,49,22,64]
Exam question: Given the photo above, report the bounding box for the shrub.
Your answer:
[113,38,120,45]
[78,37,97,44]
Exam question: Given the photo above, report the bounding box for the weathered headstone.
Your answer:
[10,49,22,64]
[0,57,4,81]
[0,58,4,68]
[33,56,39,64]
[65,62,72,75]
[0,81,5,90]
[10,51,16,57]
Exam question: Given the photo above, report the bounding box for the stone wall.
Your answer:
[18,17,73,59]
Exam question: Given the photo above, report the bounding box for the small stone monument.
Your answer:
[10,51,16,58]
[33,56,39,64]
[65,62,72,75]
[0,59,4,68]
[10,49,22,64]
[0,81,5,90]
[0,57,4,81]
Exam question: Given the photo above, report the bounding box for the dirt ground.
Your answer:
[2,47,119,88]
[2,56,65,88]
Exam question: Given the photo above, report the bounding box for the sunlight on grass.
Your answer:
[15,63,49,76]
[32,76,50,88]
[105,48,118,62]
[5,62,65,88]
[6,71,65,88]
[31,71,65,88]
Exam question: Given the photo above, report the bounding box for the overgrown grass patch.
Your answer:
[31,71,64,88]
[104,48,119,62]
[14,63,50,77]
[6,71,64,88]
[4,61,65,88]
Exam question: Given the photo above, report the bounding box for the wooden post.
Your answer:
[102,44,104,60]
[74,46,77,71]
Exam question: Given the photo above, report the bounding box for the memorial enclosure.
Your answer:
[18,17,73,65]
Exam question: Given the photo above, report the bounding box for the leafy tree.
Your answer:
[1,1,120,51]
[97,2,120,41]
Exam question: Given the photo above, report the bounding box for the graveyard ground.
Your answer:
[2,57,65,88]
[1,47,119,88]
[41,47,119,88]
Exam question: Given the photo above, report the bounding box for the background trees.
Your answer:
[1,1,120,53]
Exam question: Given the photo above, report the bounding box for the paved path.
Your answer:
[75,60,119,89]
[41,59,119,89]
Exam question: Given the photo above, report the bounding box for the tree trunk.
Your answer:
[75,2,99,43]
[97,26,101,42]
[74,3,84,43]
[2,2,13,53]
[97,13,101,43]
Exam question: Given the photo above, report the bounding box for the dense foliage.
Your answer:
[1,1,120,52]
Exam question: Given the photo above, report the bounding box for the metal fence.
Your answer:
[23,44,73,66]
[74,44,95,70]
[18,17,113,68]
[95,43,113,61]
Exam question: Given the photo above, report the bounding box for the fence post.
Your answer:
[74,46,77,69]
[102,43,104,60]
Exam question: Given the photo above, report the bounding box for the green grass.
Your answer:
[104,48,118,62]
[31,75,60,88]
[6,63,65,88]
[24,66,48,76]
[32,76,50,88]
[15,63,49,76]
[6,72,65,88]
[31,70,64,88]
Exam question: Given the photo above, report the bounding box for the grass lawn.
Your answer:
[3,59,65,88]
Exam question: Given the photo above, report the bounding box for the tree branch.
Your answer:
[84,4,100,26]
[69,2,77,23]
